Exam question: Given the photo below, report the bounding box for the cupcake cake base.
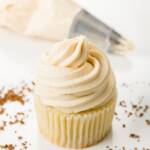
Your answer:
[35,96,116,148]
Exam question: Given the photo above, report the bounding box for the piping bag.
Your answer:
[68,9,134,55]
[0,0,134,54]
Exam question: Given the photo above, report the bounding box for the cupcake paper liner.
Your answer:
[35,96,116,148]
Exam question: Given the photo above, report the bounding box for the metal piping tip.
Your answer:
[69,9,134,55]
[109,37,134,55]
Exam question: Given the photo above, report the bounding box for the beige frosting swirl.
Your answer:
[35,36,116,113]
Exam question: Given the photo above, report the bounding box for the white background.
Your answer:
[0,0,150,149]
[76,0,150,56]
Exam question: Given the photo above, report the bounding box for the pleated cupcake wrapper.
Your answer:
[35,96,116,148]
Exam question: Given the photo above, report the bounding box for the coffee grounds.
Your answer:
[0,107,5,114]
[0,144,15,150]
[129,133,140,139]
[122,124,126,128]
[112,81,150,149]
[119,100,127,107]
[0,81,34,150]
[18,136,23,140]
[0,81,34,107]
[0,121,6,131]
[105,146,150,150]
[0,89,24,106]
[145,120,150,126]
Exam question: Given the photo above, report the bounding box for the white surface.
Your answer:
[0,0,150,149]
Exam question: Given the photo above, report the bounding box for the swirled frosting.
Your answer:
[35,36,116,113]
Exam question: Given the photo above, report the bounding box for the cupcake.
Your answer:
[34,36,117,148]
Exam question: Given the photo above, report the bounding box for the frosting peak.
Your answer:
[35,36,116,113]
[43,36,89,68]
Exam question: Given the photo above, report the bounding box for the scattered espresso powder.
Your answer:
[143,105,149,113]
[0,81,34,149]
[145,120,150,126]
[127,112,133,118]
[18,136,23,140]
[106,145,109,148]
[0,144,15,150]
[132,104,137,109]
[0,89,25,106]
[129,133,140,142]
[139,113,144,117]
[119,100,127,108]
[122,124,126,128]
[105,146,150,150]
[0,121,6,132]
[111,81,150,149]
[0,107,5,114]
[114,112,118,116]
[121,82,129,88]
[122,146,126,150]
